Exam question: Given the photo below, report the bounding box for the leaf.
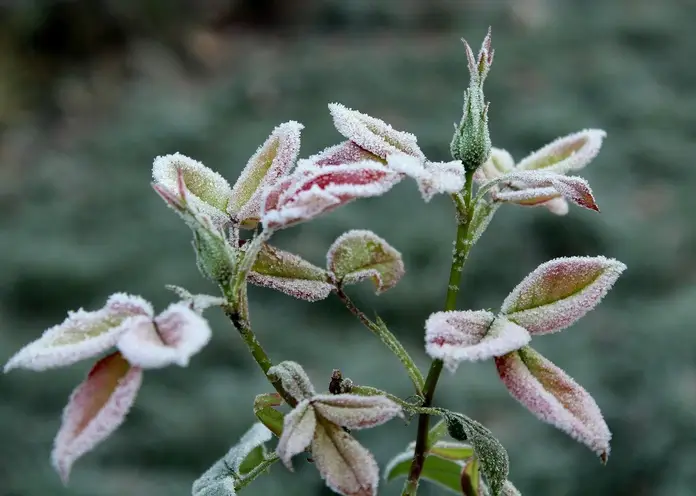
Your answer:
[192,423,273,496]
[152,152,233,226]
[474,147,515,184]
[327,230,404,293]
[52,352,142,483]
[261,162,401,230]
[515,129,606,174]
[328,103,425,160]
[228,121,304,227]
[468,201,500,246]
[311,394,402,430]
[164,285,225,313]
[500,256,627,334]
[387,153,466,202]
[4,293,152,372]
[425,311,530,371]
[311,421,379,496]
[425,420,450,451]
[494,171,600,212]
[495,347,611,461]
[276,399,317,470]
[303,140,382,167]
[441,411,509,496]
[266,361,316,402]
[428,441,475,461]
[460,457,482,496]
[116,303,212,369]
[249,243,334,301]
[254,393,285,437]
[384,450,467,495]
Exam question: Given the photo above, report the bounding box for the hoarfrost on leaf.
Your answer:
[52,351,142,483]
[164,285,225,313]
[327,230,405,293]
[495,346,611,461]
[501,256,626,334]
[276,399,317,470]
[516,129,606,174]
[267,361,316,402]
[387,153,466,202]
[303,140,382,168]
[493,171,600,212]
[310,394,403,430]
[474,147,515,185]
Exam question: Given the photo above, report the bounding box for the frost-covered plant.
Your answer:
[4,28,626,496]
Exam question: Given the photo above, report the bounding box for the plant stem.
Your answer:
[335,286,425,395]
[234,454,280,491]
[402,169,476,496]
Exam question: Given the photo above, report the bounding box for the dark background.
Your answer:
[1,1,695,495]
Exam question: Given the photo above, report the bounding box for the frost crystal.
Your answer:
[424,311,530,372]
[493,171,600,212]
[52,352,142,483]
[304,140,382,168]
[328,103,425,160]
[311,394,403,430]
[261,162,401,230]
[267,361,316,402]
[501,256,626,334]
[516,129,606,174]
[277,399,317,470]
[495,347,611,460]
[327,230,404,293]
[4,293,153,372]
[387,153,466,202]
[228,121,304,227]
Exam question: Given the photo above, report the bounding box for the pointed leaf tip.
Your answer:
[52,352,142,483]
[327,230,404,293]
[495,347,611,459]
[516,129,606,174]
[501,256,626,334]
[277,399,316,470]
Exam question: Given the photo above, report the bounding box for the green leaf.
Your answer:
[384,450,467,494]
[237,444,266,476]
[426,419,450,451]
[468,200,499,246]
[460,457,481,496]
[253,393,285,437]
[441,410,509,496]
[430,441,475,461]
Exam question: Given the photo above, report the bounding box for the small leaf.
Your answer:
[460,457,482,496]
[4,294,152,372]
[494,171,600,212]
[327,230,404,293]
[425,311,531,372]
[429,441,475,461]
[165,285,225,313]
[426,420,450,451]
[384,450,467,495]
[192,423,273,496]
[117,303,212,369]
[303,140,382,167]
[52,352,142,483]
[267,361,316,402]
[277,399,317,470]
[468,201,500,246]
[387,153,466,202]
[500,256,626,334]
[328,103,425,160]
[249,243,334,301]
[495,347,611,461]
[312,421,379,496]
[474,147,515,184]
[441,411,509,496]
[515,129,606,174]
[228,121,304,227]
[311,394,402,430]
[261,162,401,230]
[254,393,285,437]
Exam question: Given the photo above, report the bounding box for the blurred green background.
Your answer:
[1,1,695,495]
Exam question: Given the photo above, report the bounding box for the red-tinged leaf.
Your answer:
[327,230,404,294]
[249,243,333,302]
[387,154,466,202]
[516,129,606,174]
[495,171,600,212]
[550,175,600,212]
[277,399,317,470]
[312,422,379,496]
[4,294,153,372]
[424,311,530,372]
[493,186,561,206]
[52,352,142,483]
[501,256,626,334]
[229,121,304,227]
[328,103,425,160]
[117,304,212,369]
[311,394,402,430]
[304,140,382,167]
[495,347,611,461]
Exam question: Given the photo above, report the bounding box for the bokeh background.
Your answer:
[2,1,695,495]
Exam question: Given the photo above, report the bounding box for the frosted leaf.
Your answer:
[493,186,560,206]
[254,392,285,437]
[474,147,515,185]
[328,103,425,160]
[277,399,317,470]
[304,140,382,167]
[387,153,466,201]
[495,347,611,461]
[249,243,333,301]
[501,256,626,335]
[542,196,570,216]
[164,285,225,313]
[311,394,403,430]
[500,480,522,496]
[425,311,530,372]
[468,201,500,246]
[52,352,142,483]
[117,303,212,369]
[312,422,379,496]
[228,121,304,228]
[327,230,404,294]
[4,293,153,372]
[267,361,316,402]
[152,153,232,226]
[261,162,401,230]
[516,129,606,174]
[427,441,475,461]
[495,171,600,212]
[192,423,272,496]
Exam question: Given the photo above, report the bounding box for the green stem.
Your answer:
[234,454,280,491]
[402,169,476,496]
[335,287,425,396]
[350,385,424,412]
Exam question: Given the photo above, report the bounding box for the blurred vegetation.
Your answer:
[1,0,695,495]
